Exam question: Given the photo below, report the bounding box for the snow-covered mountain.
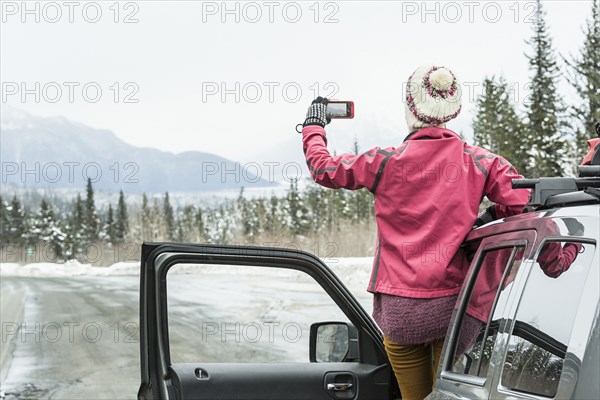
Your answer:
[1,106,277,193]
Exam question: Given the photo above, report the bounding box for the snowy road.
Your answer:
[0,259,374,400]
[1,276,142,399]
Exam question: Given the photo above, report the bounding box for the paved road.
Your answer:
[1,276,141,399]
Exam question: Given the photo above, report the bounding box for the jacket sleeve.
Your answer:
[483,155,530,219]
[302,125,387,191]
[537,242,582,278]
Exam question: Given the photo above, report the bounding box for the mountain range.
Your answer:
[1,107,276,194]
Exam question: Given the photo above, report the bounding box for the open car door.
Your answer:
[138,243,399,400]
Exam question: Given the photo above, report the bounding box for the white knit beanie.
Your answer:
[404,65,462,132]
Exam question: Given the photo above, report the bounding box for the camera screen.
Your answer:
[326,103,349,117]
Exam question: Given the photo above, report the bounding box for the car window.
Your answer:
[166,263,351,363]
[501,241,596,397]
[451,245,525,378]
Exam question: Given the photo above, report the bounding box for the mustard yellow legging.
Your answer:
[383,336,444,400]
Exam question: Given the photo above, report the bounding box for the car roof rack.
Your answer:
[579,165,600,177]
[512,174,600,210]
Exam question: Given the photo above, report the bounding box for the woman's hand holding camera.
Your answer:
[303,97,331,128]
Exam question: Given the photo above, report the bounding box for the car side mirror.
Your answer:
[309,322,359,363]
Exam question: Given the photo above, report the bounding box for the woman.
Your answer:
[300,65,530,400]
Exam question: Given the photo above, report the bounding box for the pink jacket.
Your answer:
[302,125,530,298]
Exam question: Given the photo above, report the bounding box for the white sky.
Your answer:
[0,0,593,163]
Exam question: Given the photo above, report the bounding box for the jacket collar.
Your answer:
[404,127,462,142]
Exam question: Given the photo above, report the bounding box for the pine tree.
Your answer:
[114,190,129,242]
[177,205,198,242]
[473,77,529,173]
[255,197,267,238]
[195,207,207,242]
[247,199,261,239]
[264,195,283,236]
[176,206,187,242]
[204,208,218,243]
[205,204,233,244]
[0,196,11,243]
[237,187,249,236]
[162,192,176,241]
[525,0,569,176]
[305,182,325,233]
[31,199,65,259]
[237,188,260,239]
[84,178,100,243]
[103,204,117,245]
[564,0,600,162]
[323,186,348,232]
[176,221,185,243]
[65,194,86,259]
[222,203,235,244]
[150,198,162,240]
[141,193,151,241]
[7,195,27,244]
[285,178,309,235]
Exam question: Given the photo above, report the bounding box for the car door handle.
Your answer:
[327,383,353,392]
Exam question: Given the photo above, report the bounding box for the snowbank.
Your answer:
[0,257,374,288]
[0,260,140,277]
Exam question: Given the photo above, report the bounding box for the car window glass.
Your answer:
[501,241,595,397]
[166,263,350,363]
[451,246,525,378]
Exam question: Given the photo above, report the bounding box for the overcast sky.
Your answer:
[0,0,593,163]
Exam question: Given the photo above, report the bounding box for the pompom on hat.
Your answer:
[404,65,462,132]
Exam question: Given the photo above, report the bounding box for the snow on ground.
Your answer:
[0,261,140,278]
[0,257,374,294]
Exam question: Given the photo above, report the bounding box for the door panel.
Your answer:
[138,244,397,400]
[169,363,390,400]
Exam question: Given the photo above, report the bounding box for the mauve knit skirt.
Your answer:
[373,292,482,355]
